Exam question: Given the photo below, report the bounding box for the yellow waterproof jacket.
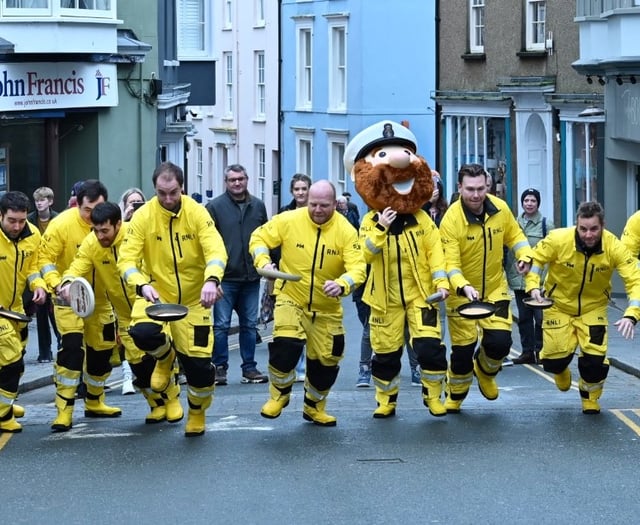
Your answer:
[621,210,640,259]
[249,207,367,314]
[525,227,640,319]
[359,209,449,312]
[0,221,46,311]
[38,207,92,291]
[440,194,533,306]
[118,195,227,306]
[63,227,134,316]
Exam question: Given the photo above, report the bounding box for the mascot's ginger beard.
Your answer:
[353,156,434,214]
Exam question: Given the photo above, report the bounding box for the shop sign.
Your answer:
[0,62,118,112]
[613,83,640,143]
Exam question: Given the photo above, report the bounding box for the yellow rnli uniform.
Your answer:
[0,221,46,431]
[359,209,450,417]
[621,209,640,259]
[250,207,366,424]
[525,227,640,409]
[118,194,227,434]
[65,225,180,419]
[439,194,533,410]
[118,195,227,359]
[39,206,120,430]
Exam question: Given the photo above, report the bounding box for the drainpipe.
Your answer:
[276,0,283,212]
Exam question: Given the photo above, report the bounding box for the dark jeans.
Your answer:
[353,286,418,369]
[514,289,543,353]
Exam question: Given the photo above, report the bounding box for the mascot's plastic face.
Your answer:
[352,144,433,214]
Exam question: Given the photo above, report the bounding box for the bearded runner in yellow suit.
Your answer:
[118,162,227,438]
[250,180,366,426]
[439,164,533,413]
[60,202,183,426]
[526,201,640,414]
[0,192,47,433]
[38,179,120,432]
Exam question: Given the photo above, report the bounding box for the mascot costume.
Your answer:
[344,120,450,418]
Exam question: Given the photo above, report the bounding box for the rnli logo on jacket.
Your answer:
[101,259,111,265]
[492,227,504,234]
[181,233,195,242]
[326,248,340,256]
[594,266,610,273]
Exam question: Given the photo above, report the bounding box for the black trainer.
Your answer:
[214,366,228,386]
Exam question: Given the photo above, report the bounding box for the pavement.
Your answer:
[18,304,640,395]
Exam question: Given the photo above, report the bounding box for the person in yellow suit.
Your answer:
[59,202,183,426]
[439,163,533,413]
[250,180,366,426]
[621,208,640,258]
[0,191,48,433]
[118,162,227,437]
[38,179,120,432]
[526,201,640,414]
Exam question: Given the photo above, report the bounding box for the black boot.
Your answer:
[512,352,536,365]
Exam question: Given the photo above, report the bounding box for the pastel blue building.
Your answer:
[279,0,436,213]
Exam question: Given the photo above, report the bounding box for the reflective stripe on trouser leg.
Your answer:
[372,375,400,410]
[421,369,446,399]
[0,388,17,418]
[185,384,214,436]
[268,364,296,397]
[578,378,605,400]
[475,349,502,376]
[445,370,473,400]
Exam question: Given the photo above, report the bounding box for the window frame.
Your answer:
[223,51,234,118]
[223,0,232,30]
[525,0,546,52]
[255,144,266,202]
[296,22,313,111]
[177,0,213,60]
[328,20,347,112]
[296,131,314,177]
[3,0,116,18]
[254,0,264,27]
[469,0,485,54]
[327,135,348,194]
[255,50,266,120]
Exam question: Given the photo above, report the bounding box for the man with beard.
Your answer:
[439,163,533,413]
[0,191,47,432]
[59,202,183,426]
[527,201,640,414]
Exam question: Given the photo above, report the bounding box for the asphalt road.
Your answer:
[3,302,640,524]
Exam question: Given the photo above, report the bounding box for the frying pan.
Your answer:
[145,300,189,322]
[256,267,302,281]
[522,296,554,310]
[456,300,497,319]
[68,277,95,318]
[0,307,31,323]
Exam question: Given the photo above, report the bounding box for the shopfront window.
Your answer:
[572,121,604,210]
[450,115,507,197]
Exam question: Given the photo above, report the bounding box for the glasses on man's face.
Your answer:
[226,177,247,184]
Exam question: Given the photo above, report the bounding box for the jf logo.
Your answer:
[95,69,111,101]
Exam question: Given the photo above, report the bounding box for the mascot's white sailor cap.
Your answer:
[343,120,417,174]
